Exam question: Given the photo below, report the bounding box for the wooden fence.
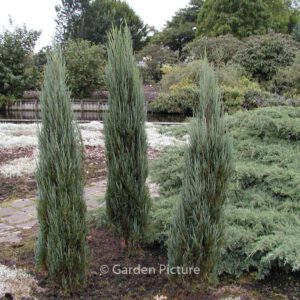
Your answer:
[7,99,109,112]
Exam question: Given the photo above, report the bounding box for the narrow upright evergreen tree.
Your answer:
[36,50,87,291]
[104,27,150,249]
[168,58,233,287]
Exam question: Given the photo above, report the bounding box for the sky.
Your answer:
[0,0,190,51]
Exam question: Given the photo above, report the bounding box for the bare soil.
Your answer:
[0,146,106,202]
[0,146,160,202]
[0,226,299,300]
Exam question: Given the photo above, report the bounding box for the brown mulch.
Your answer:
[0,175,37,202]
[1,225,299,300]
[0,226,251,300]
[83,146,107,183]
[0,146,161,202]
[0,147,37,201]
[0,146,107,202]
[0,147,36,163]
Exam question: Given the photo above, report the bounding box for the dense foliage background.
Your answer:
[0,0,299,104]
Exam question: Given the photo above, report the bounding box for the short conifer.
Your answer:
[168,58,233,287]
[104,27,150,249]
[35,50,87,291]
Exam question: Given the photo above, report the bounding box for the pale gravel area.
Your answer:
[0,121,182,149]
[0,264,42,299]
[0,155,38,178]
[0,122,183,178]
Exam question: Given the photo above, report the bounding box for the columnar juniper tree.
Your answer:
[104,26,150,250]
[36,50,87,291]
[168,58,233,287]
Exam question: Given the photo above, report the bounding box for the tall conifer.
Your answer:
[104,27,150,248]
[168,58,233,287]
[35,50,87,291]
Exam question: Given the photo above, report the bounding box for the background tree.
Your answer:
[196,0,300,38]
[168,58,233,287]
[265,0,300,33]
[232,33,299,81]
[153,0,203,57]
[0,21,40,107]
[56,0,148,51]
[196,0,271,38]
[36,49,87,291]
[136,43,178,82]
[32,46,52,89]
[64,39,106,98]
[183,34,244,65]
[104,27,150,249]
[271,52,300,96]
[55,0,90,43]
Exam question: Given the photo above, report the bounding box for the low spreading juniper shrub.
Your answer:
[148,106,300,279]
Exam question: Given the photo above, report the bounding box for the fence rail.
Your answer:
[6,99,109,112]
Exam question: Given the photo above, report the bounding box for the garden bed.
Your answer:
[0,122,168,202]
[0,224,299,300]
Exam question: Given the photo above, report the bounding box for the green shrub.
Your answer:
[0,94,15,110]
[293,23,300,42]
[242,90,272,110]
[160,60,202,93]
[271,53,300,98]
[0,23,40,99]
[136,43,178,83]
[216,63,246,84]
[217,64,262,112]
[145,195,178,245]
[64,39,106,98]
[157,61,263,114]
[228,107,300,142]
[151,147,185,196]
[223,203,300,278]
[148,106,300,279]
[148,85,200,114]
[232,34,299,81]
[221,76,261,113]
[183,35,244,65]
[242,91,300,110]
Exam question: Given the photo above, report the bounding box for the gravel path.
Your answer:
[0,181,107,245]
[0,180,159,245]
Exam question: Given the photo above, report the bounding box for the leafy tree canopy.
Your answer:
[55,0,90,42]
[64,39,106,98]
[196,0,300,38]
[136,43,178,82]
[0,20,40,99]
[232,33,299,81]
[265,0,300,33]
[196,0,271,38]
[55,0,148,51]
[152,0,203,57]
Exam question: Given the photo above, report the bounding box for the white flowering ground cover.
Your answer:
[0,121,181,149]
[0,264,41,299]
[0,156,37,178]
[0,122,182,178]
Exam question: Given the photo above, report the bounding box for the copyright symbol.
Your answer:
[100,265,109,275]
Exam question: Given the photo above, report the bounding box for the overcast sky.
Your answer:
[0,0,190,51]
